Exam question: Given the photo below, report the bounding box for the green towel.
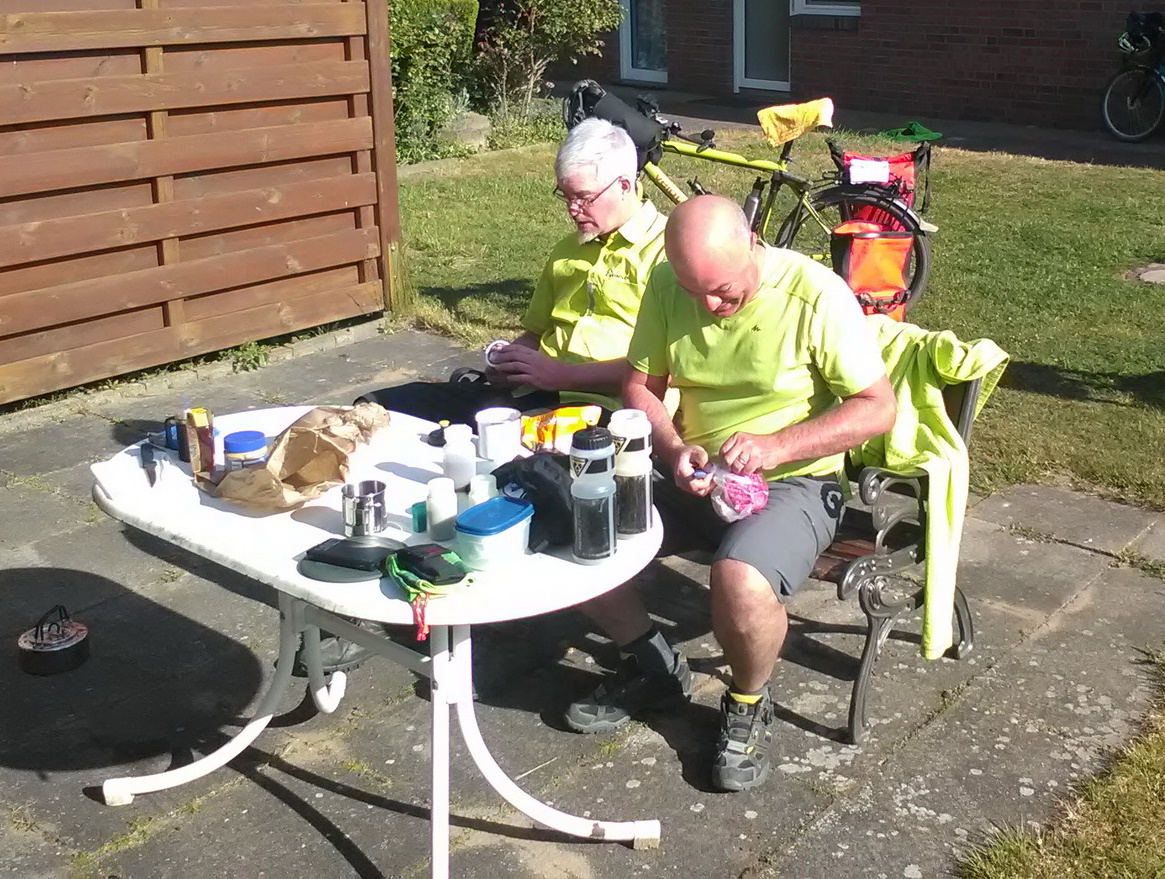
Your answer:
[851,316,1008,660]
[879,121,943,142]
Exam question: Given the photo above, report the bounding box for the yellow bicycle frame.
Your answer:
[641,137,822,245]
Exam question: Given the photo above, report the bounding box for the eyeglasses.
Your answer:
[552,176,624,208]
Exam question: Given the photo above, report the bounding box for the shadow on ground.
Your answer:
[0,568,263,774]
[1004,360,1165,408]
[419,279,532,314]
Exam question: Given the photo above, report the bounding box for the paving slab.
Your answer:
[957,515,1113,618]
[765,563,1162,877]
[0,822,68,879]
[972,483,1158,554]
[1130,516,1165,561]
[0,483,97,552]
[0,518,198,640]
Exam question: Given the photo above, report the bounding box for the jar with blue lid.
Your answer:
[454,496,533,571]
[222,430,268,472]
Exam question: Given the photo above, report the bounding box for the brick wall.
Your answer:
[790,0,1129,129]
[566,0,1129,131]
[666,0,734,93]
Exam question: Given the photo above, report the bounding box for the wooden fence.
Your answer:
[0,0,402,405]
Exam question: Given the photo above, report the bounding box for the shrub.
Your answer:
[390,0,478,162]
[475,0,623,121]
[488,97,565,150]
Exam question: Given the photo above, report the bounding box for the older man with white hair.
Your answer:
[323,120,666,678]
[355,117,666,424]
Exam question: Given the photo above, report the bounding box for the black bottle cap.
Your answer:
[571,427,613,451]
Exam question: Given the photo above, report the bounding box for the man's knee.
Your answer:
[711,558,781,606]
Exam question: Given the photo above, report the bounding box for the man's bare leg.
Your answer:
[708,557,783,792]
[576,585,653,646]
[709,558,787,691]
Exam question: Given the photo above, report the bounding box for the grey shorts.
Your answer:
[654,473,844,600]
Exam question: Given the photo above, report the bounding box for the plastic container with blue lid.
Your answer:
[454,496,534,570]
[223,430,268,471]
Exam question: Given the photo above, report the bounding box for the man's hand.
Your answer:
[490,345,563,390]
[720,432,781,475]
[671,443,713,497]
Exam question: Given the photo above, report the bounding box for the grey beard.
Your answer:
[576,229,600,245]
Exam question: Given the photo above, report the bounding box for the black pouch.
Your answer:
[491,452,574,552]
[395,543,469,586]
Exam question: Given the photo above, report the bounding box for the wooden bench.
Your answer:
[810,377,980,744]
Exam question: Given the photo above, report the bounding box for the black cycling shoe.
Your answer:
[564,651,692,734]
[290,619,386,677]
[711,689,776,792]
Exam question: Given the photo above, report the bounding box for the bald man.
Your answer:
[565,195,896,792]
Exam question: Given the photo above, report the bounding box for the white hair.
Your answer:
[555,118,638,185]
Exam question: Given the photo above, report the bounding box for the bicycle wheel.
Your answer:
[773,186,932,307]
[1101,66,1165,142]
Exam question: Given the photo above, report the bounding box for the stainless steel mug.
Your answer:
[342,480,388,537]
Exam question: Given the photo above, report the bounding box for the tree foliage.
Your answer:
[475,0,623,120]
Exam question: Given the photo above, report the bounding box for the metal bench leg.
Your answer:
[846,578,924,745]
[846,607,890,745]
[951,586,975,660]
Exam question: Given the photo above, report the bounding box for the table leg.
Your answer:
[446,625,661,850]
[429,626,452,879]
[301,623,347,714]
[101,593,302,806]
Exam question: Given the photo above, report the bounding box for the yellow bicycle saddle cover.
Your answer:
[757,98,835,146]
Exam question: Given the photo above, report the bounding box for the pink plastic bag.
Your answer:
[706,464,769,522]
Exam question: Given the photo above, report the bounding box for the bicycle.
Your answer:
[563,81,933,308]
[1101,11,1165,142]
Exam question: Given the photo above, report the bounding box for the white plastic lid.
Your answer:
[445,424,472,444]
[455,496,534,536]
[427,476,455,497]
[608,409,650,438]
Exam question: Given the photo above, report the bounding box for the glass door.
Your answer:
[620,0,667,84]
[733,0,790,91]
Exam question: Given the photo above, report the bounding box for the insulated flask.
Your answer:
[608,409,653,537]
[569,427,617,565]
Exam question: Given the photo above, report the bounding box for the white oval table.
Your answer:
[90,407,663,878]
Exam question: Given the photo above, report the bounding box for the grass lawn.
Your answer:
[398,129,1165,509]
[398,129,1165,875]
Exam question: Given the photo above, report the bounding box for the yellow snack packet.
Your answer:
[521,405,602,455]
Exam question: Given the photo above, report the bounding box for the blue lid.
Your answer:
[455,496,534,536]
[223,430,267,454]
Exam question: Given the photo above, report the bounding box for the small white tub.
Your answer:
[454,496,534,571]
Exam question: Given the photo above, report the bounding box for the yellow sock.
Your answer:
[728,690,762,706]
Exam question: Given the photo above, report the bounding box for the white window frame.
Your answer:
[790,0,861,16]
[619,0,668,84]
[733,0,791,92]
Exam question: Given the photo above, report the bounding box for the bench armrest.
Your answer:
[836,466,928,601]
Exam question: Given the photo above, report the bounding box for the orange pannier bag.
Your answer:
[830,221,913,321]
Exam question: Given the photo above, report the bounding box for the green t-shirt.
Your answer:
[522,200,666,404]
[627,244,887,481]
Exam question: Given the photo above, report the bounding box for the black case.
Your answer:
[304,537,398,571]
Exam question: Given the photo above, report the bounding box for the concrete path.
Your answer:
[1,325,1162,878]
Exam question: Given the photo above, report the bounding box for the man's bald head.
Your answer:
[664,195,761,318]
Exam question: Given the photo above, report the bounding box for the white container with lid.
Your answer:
[426,476,458,541]
[442,423,476,490]
[454,496,534,571]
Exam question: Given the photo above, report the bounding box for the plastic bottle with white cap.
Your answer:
[426,477,458,541]
[608,409,653,537]
[442,423,476,490]
[569,427,618,564]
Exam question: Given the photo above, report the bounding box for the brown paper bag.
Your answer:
[207,403,390,512]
